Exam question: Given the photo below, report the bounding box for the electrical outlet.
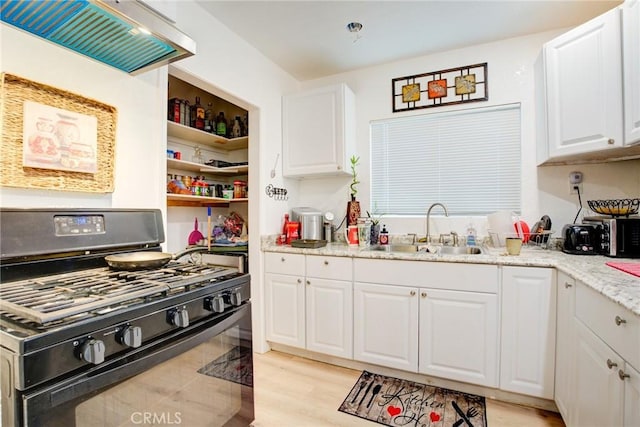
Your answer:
[570,182,583,195]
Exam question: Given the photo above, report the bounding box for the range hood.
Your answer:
[0,0,196,75]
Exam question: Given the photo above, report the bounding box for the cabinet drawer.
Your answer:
[306,255,352,280]
[575,282,640,368]
[264,252,305,276]
[354,259,498,293]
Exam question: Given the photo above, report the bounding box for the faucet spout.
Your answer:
[426,203,448,243]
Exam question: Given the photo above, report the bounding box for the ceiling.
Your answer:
[196,0,621,81]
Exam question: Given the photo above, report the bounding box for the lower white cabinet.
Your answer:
[554,271,576,424]
[573,319,625,427]
[500,266,556,399]
[264,253,353,359]
[419,288,498,387]
[353,282,418,371]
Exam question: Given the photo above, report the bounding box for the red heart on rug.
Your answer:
[430,412,441,422]
[387,406,401,417]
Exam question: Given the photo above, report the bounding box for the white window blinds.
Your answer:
[371,104,521,216]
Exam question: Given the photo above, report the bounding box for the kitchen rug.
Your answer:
[606,261,640,278]
[339,370,487,427]
[197,345,253,387]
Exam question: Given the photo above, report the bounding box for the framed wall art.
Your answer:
[392,63,488,112]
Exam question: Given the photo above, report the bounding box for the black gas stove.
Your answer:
[0,208,253,427]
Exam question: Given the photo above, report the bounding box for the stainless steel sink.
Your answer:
[439,246,483,255]
[367,244,421,253]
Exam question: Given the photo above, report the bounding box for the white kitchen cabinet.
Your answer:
[264,253,306,348]
[624,362,640,427]
[554,271,576,425]
[419,288,498,387]
[264,253,353,358]
[305,256,353,359]
[623,0,640,145]
[542,8,623,160]
[282,83,355,178]
[353,282,419,371]
[573,319,625,427]
[500,267,556,399]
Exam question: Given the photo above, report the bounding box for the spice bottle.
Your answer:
[379,225,389,245]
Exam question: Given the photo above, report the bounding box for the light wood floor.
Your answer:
[252,351,566,427]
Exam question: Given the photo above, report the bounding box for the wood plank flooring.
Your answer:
[252,351,565,427]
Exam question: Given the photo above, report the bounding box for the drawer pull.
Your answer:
[281,257,286,262]
[306,280,310,285]
[607,359,618,369]
[410,291,416,296]
[564,282,573,288]
[615,316,627,326]
[421,292,427,298]
[324,260,329,265]
[608,138,615,145]
[297,278,301,284]
[619,370,630,381]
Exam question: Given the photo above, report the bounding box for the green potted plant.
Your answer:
[347,155,361,226]
[366,206,384,245]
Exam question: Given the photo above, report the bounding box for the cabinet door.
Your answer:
[282,83,354,177]
[264,273,305,348]
[306,278,353,359]
[500,267,556,398]
[554,271,576,424]
[574,320,624,427]
[544,8,623,158]
[418,288,498,387]
[624,362,640,427]
[354,282,418,371]
[623,0,640,145]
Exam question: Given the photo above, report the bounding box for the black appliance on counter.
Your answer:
[561,224,600,255]
[0,208,253,427]
[582,215,640,258]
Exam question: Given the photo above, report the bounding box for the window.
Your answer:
[371,103,521,216]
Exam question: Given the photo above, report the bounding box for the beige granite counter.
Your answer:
[261,239,640,317]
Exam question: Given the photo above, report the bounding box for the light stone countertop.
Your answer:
[261,238,640,317]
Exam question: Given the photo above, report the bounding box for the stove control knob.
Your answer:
[118,326,142,348]
[169,308,189,328]
[80,339,106,365]
[205,295,225,313]
[230,289,243,307]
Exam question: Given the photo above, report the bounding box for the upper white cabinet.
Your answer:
[282,83,355,178]
[623,0,640,145]
[500,266,556,399]
[538,4,640,164]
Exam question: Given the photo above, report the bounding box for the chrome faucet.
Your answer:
[426,203,448,243]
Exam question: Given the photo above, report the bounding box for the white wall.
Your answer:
[288,29,640,238]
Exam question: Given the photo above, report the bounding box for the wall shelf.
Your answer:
[167,194,248,207]
[167,120,248,151]
[167,158,248,174]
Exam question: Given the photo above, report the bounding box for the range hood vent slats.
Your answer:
[1,0,195,75]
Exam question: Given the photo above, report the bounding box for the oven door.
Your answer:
[21,304,253,427]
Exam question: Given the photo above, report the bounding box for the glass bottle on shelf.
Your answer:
[215,112,227,137]
[193,96,205,130]
[205,102,214,133]
[232,116,242,138]
[192,146,204,164]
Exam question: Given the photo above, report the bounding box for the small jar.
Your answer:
[233,180,247,198]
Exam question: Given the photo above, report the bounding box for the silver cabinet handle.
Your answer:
[619,370,630,381]
[607,359,618,369]
[615,316,627,326]
[421,292,427,298]
[306,280,310,285]
[410,291,416,296]
[564,282,573,289]
[608,138,615,145]
[324,260,329,265]
[281,257,286,262]
[297,278,301,284]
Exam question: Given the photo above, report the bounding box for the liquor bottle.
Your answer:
[204,102,213,133]
[216,112,227,136]
[194,96,205,130]
[232,116,242,138]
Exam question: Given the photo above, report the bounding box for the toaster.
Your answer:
[561,224,599,255]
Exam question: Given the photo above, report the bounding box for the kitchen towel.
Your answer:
[606,262,640,278]
[197,345,253,387]
[339,370,487,427]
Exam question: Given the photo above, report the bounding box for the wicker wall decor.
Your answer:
[0,73,117,193]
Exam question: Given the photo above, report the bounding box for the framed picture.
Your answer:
[392,63,488,112]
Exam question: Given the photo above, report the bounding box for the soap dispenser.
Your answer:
[379,225,389,245]
[466,222,477,247]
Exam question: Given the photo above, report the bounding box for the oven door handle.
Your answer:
[23,304,250,418]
